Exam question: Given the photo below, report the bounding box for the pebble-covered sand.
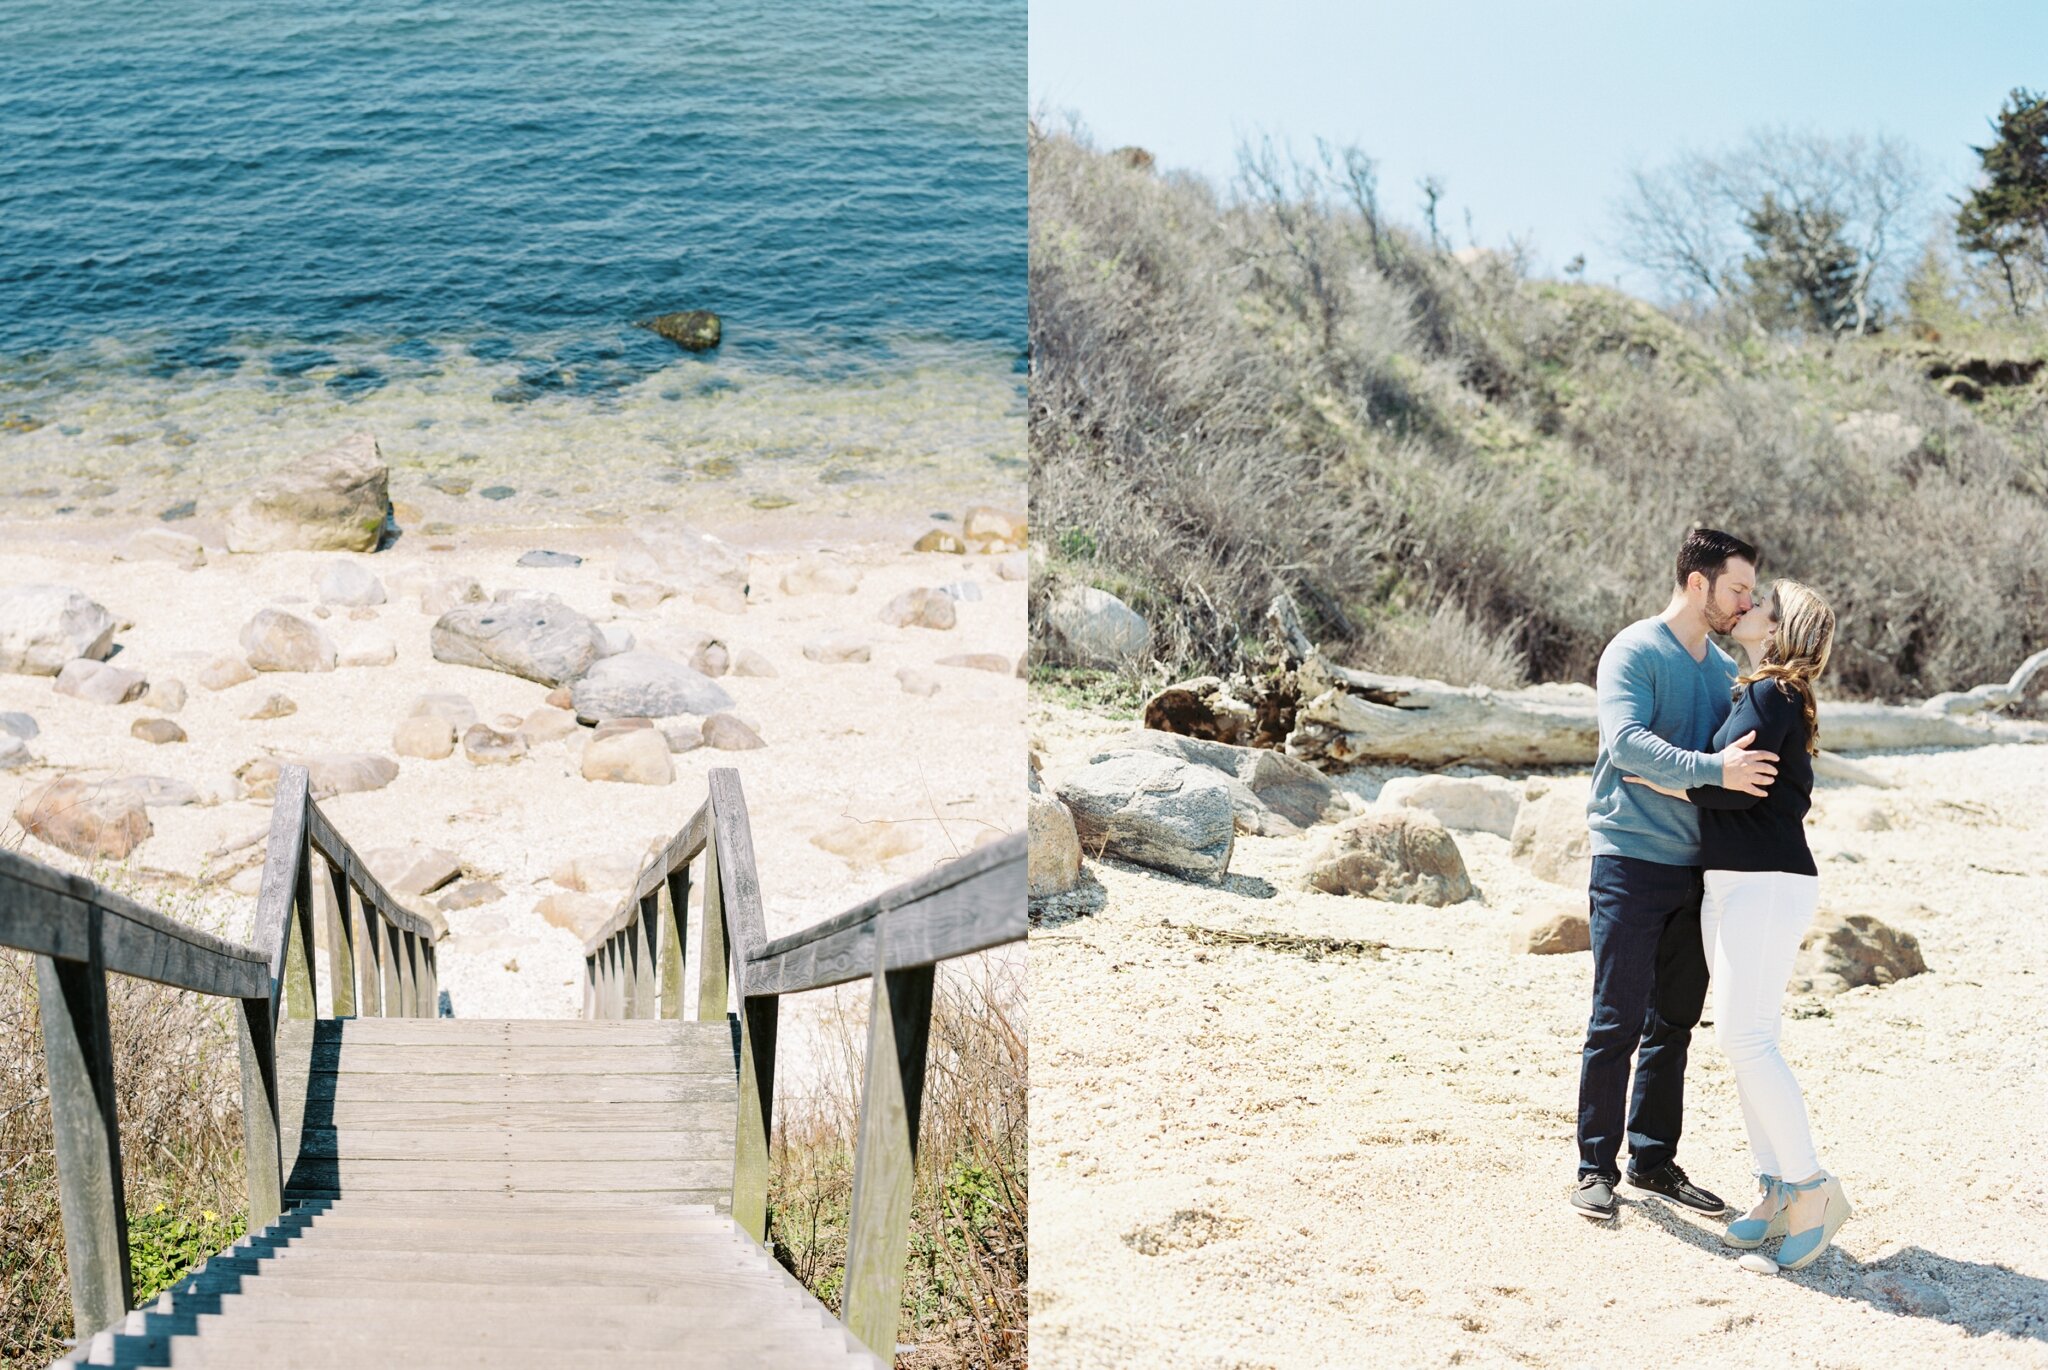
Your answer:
[1030,698,2048,1369]
[1,509,1025,1095]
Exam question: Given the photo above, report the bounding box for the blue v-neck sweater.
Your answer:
[1586,617,1739,867]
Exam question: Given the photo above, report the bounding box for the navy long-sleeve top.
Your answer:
[1686,676,1816,876]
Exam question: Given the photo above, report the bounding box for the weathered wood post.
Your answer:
[236,996,282,1232]
[283,819,317,1022]
[731,992,778,1242]
[841,924,937,1360]
[623,922,644,1019]
[36,915,131,1339]
[634,894,659,1019]
[356,893,382,1017]
[379,917,401,1019]
[583,955,596,1019]
[660,868,689,1019]
[696,841,729,1023]
[325,859,355,1018]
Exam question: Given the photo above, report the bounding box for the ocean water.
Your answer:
[0,0,1024,525]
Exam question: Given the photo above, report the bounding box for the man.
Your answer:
[1572,528,1780,1221]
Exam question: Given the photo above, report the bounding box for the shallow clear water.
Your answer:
[0,0,1024,521]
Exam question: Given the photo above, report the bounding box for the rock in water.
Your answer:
[431,595,604,687]
[1043,585,1151,667]
[240,609,338,673]
[1509,780,1593,888]
[53,659,149,705]
[1378,774,1523,839]
[1028,767,1082,897]
[314,560,387,606]
[581,727,674,785]
[1303,810,1474,905]
[225,432,390,553]
[14,778,152,858]
[1792,910,1928,994]
[879,588,957,630]
[0,585,117,674]
[570,651,734,722]
[1055,751,1235,883]
[642,310,722,351]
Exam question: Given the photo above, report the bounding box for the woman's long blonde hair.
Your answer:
[1737,579,1835,755]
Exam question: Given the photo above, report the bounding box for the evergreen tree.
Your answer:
[1741,193,1866,334]
[1955,88,2048,315]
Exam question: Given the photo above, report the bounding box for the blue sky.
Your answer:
[1029,1,2043,291]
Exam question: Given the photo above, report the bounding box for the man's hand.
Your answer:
[1716,729,1778,796]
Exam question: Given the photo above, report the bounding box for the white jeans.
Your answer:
[1701,868,1822,1182]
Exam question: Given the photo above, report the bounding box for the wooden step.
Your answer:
[274,1098,735,1130]
[285,1126,730,1161]
[283,1072,734,1103]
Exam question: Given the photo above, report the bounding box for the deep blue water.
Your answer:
[0,0,1024,388]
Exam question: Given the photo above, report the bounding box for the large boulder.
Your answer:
[431,594,604,687]
[225,432,390,553]
[1027,767,1082,898]
[1792,910,1928,994]
[53,659,148,705]
[1303,809,1474,905]
[570,651,734,723]
[240,609,337,673]
[1509,780,1593,888]
[14,778,152,859]
[0,585,116,675]
[1104,729,1342,835]
[1055,751,1235,883]
[1378,774,1522,839]
[1042,585,1151,667]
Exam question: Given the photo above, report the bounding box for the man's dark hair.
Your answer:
[1675,527,1759,589]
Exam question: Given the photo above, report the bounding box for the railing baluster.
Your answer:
[398,928,419,1016]
[624,922,642,1018]
[607,939,625,1019]
[283,821,317,1021]
[731,993,777,1243]
[697,843,729,1023]
[36,910,131,1340]
[236,995,282,1232]
[635,894,658,1019]
[841,933,937,1360]
[326,858,355,1018]
[422,942,438,1016]
[583,955,596,1019]
[380,916,402,1019]
[358,898,383,1017]
[660,868,688,1019]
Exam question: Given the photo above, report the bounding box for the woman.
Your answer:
[1624,579,1851,1271]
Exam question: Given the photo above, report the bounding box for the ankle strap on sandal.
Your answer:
[1781,1173,1829,1192]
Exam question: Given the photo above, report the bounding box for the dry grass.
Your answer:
[0,866,245,1368]
[1029,123,2048,699]
[767,957,1027,1369]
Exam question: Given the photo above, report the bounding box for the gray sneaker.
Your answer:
[1572,1171,1619,1221]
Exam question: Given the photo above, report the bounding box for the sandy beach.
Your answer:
[1,496,1025,1096]
[1029,698,2048,1369]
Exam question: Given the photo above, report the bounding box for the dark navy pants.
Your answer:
[1576,854,1709,1179]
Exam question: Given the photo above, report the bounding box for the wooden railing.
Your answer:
[580,767,1026,1359]
[0,763,444,1343]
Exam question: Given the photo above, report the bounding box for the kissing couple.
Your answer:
[1570,527,1853,1273]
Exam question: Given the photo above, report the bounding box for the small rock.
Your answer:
[393,716,456,760]
[879,588,958,630]
[781,559,862,596]
[438,880,503,911]
[642,310,722,351]
[732,648,776,678]
[409,693,479,731]
[240,608,337,673]
[244,693,297,721]
[689,639,730,677]
[364,845,463,896]
[235,758,282,799]
[0,585,118,674]
[199,657,257,691]
[301,753,399,798]
[1303,810,1474,905]
[420,576,486,616]
[143,677,187,713]
[1792,910,1928,993]
[1044,585,1150,667]
[545,685,575,710]
[810,817,923,868]
[570,651,734,722]
[938,581,983,602]
[996,553,1027,582]
[803,635,872,664]
[1507,904,1591,955]
[551,853,641,892]
[0,712,37,740]
[535,892,612,937]
[117,528,206,569]
[338,630,397,668]
[517,705,579,745]
[1056,752,1235,883]
[914,529,967,554]
[1737,1253,1779,1276]
[160,500,197,522]
[14,778,152,858]
[314,560,387,606]
[0,735,29,769]
[1028,767,1082,897]
[581,727,674,785]
[54,658,149,705]
[702,713,764,750]
[897,667,940,697]
[462,724,528,765]
[1378,774,1523,839]
[132,717,187,745]
[517,550,583,568]
[937,653,1012,673]
[657,717,704,753]
[479,485,516,501]
[1509,781,1594,888]
[611,583,667,612]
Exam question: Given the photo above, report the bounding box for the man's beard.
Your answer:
[1706,603,1742,635]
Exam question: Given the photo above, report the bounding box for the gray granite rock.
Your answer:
[430,594,604,687]
[1056,751,1235,883]
[569,651,734,723]
[0,585,117,675]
